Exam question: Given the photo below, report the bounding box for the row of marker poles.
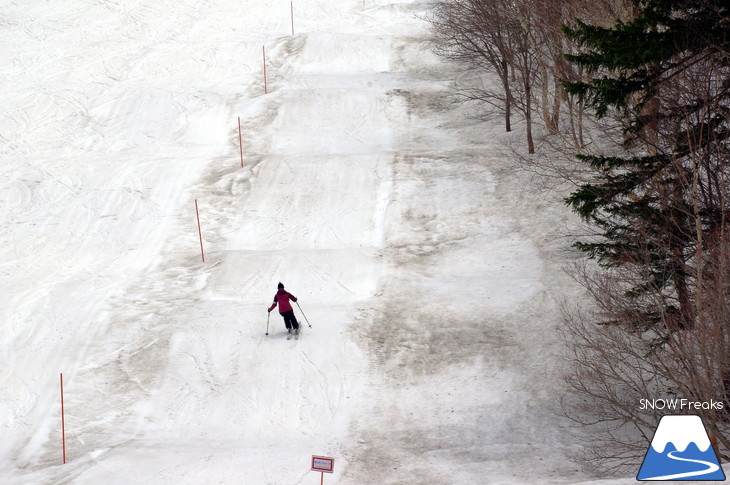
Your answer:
[59,2,323,466]
[195,114,245,261]
[195,1,301,261]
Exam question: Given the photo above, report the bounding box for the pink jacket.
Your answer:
[269,289,297,313]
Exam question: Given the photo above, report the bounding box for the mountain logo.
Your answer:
[637,415,726,481]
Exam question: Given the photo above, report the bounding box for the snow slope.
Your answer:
[4,0,724,484]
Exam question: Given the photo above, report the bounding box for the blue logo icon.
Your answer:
[637,415,726,481]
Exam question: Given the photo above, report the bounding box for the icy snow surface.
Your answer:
[2,0,716,484]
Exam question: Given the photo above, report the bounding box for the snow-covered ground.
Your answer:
[2,1,725,484]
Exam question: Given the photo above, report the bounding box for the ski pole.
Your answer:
[295,301,312,328]
[265,311,271,336]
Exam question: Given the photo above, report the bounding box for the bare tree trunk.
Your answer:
[502,57,512,132]
[550,76,562,133]
[541,64,553,132]
[524,69,535,154]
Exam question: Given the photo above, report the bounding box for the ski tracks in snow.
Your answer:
[3,1,591,484]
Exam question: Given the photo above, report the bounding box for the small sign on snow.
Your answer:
[311,455,334,473]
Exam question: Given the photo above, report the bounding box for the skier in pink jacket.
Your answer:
[268,282,300,335]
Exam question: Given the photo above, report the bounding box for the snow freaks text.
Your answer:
[639,399,725,411]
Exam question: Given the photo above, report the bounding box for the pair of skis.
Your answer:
[265,301,312,337]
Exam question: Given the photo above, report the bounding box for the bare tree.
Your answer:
[427,0,545,152]
[427,0,635,154]
[427,0,518,133]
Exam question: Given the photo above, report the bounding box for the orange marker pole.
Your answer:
[195,199,205,262]
[60,373,66,464]
[238,117,244,168]
[263,46,268,94]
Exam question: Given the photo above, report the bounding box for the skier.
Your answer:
[268,282,300,337]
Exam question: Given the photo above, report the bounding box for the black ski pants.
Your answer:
[280,310,299,330]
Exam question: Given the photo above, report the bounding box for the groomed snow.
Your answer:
[2,1,726,484]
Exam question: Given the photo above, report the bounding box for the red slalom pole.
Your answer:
[262,46,268,94]
[238,116,244,168]
[60,373,66,464]
[195,199,205,262]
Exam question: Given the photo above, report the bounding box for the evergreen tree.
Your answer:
[562,0,730,331]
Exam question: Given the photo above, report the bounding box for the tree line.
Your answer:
[428,0,730,472]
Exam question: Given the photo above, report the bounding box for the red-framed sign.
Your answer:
[311,455,334,473]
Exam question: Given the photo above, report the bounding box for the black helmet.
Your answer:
[278,282,284,289]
